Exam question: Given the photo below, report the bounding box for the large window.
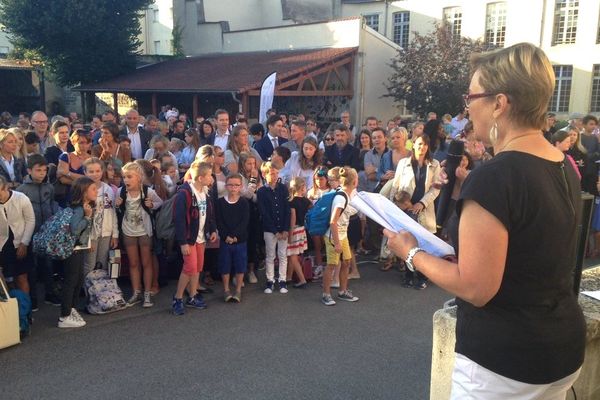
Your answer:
[549,65,572,113]
[363,14,380,32]
[485,2,507,47]
[444,7,462,39]
[591,65,600,112]
[393,11,410,48]
[552,0,578,45]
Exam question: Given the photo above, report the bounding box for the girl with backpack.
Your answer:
[82,158,119,276]
[321,167,359,306]
[59,176,96,328]
[116,162,163,308]
[171,161,217,315]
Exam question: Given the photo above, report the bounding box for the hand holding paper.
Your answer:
[350,192,455,258]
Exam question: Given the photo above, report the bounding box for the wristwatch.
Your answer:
[405,247,425,272]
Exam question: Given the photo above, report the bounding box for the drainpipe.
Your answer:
[231,92,242,113]
[358,51,366,127]
[539,0,547,47]
[384,0,389,38]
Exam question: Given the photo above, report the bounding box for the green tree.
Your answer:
[0,0,151,86]
[171,22,185,58]
[386,23,488,118]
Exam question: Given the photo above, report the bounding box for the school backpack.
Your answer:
[32,207,77,260]
[85,267,127,315]
[154,188,193,241]
[305,189,348,236]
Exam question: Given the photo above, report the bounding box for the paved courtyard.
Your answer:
[2,259,455,400]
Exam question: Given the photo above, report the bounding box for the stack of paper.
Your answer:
[350,191,455,258]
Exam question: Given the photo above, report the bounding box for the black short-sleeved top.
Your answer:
[454,151,586,384]
[290,196,312,227]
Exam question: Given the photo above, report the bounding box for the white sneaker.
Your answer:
[71,308,85,322]
[142,291,154,308]
[247,271,258,284]
[58,313,86,328]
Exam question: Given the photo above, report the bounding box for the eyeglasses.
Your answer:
[462,93,496,108]
[325,137,335,142]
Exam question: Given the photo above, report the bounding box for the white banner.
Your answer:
[259,72,277,124]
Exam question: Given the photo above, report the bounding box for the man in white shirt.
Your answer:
[450,109,469,138]
[208,109,231,151]
[120,109,152,160]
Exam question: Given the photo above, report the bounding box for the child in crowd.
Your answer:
[327,167,342,287]
[257,161,290,294]
[321,167,360,306]
[307,166,330,278]
[135,159,167,294]
[16,154,60,307]
[287,177,312,288]
[161,161,179,197]
[103,161,120,196]
[217,173,249,302]
[0,176,35,297]
[238,152,261,284]
[59,176,96,328]
[271,146,291,170]
[82,158,119,276]
[116,162,163,308]
[172,161,217,315]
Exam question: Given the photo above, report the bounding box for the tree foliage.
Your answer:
[0,0,152,86]
[171,22,185,58]
[386,24,488,118]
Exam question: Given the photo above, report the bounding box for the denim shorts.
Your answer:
[218,242,248,275]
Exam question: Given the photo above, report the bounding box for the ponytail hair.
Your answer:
[134,159,168,200]
[288,177,306,200]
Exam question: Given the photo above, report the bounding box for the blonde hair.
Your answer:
[470,42,554,130]
[189,160,213,181]
[121,162,144,182]
[389,126,408,144]
[195,144,215,163]
[327,166,341,181]
[339,166,358,188]
[0,128,17,147]
[288,177,306,200]
[260,160,280,175]
[7,127,27,159]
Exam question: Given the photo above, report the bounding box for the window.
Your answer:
[444,7,462,39]
[549,65,572,113]
[591,65,600,112]
[152,9,159,22]
[552,0,578,45]
[363,14,380,32]
[153,41,160,54]
[485,2,507,47]
[393,11,410,48]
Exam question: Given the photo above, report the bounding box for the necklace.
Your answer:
[496,133,539,153]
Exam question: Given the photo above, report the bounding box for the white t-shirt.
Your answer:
[325,190,357,241]
[191,186,208,244]
[122,194,146,237]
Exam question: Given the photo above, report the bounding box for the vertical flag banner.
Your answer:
[259,72,277,124]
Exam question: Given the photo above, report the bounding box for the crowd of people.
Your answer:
[0,82,597,327]
[1,42,593,399]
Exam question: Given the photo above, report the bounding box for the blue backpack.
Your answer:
[32,207,77,260]
[305,190,348,236]
[9,289,31,336]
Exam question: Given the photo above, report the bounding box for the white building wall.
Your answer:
[0,28,12,57]
[223,18,361,53]
[139,0,174,55]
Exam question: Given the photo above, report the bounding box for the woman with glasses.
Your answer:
[385,43,585,398]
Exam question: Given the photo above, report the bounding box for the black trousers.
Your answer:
[61,250,85,317]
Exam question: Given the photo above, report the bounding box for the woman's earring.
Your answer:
[489,121,498,144]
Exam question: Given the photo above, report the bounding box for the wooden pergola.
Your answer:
[74,47,358,120]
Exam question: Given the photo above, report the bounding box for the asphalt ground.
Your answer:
[1,257,455,400]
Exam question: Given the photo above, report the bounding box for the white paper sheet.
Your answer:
[350,191,455,257]
[581,291,600,301]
